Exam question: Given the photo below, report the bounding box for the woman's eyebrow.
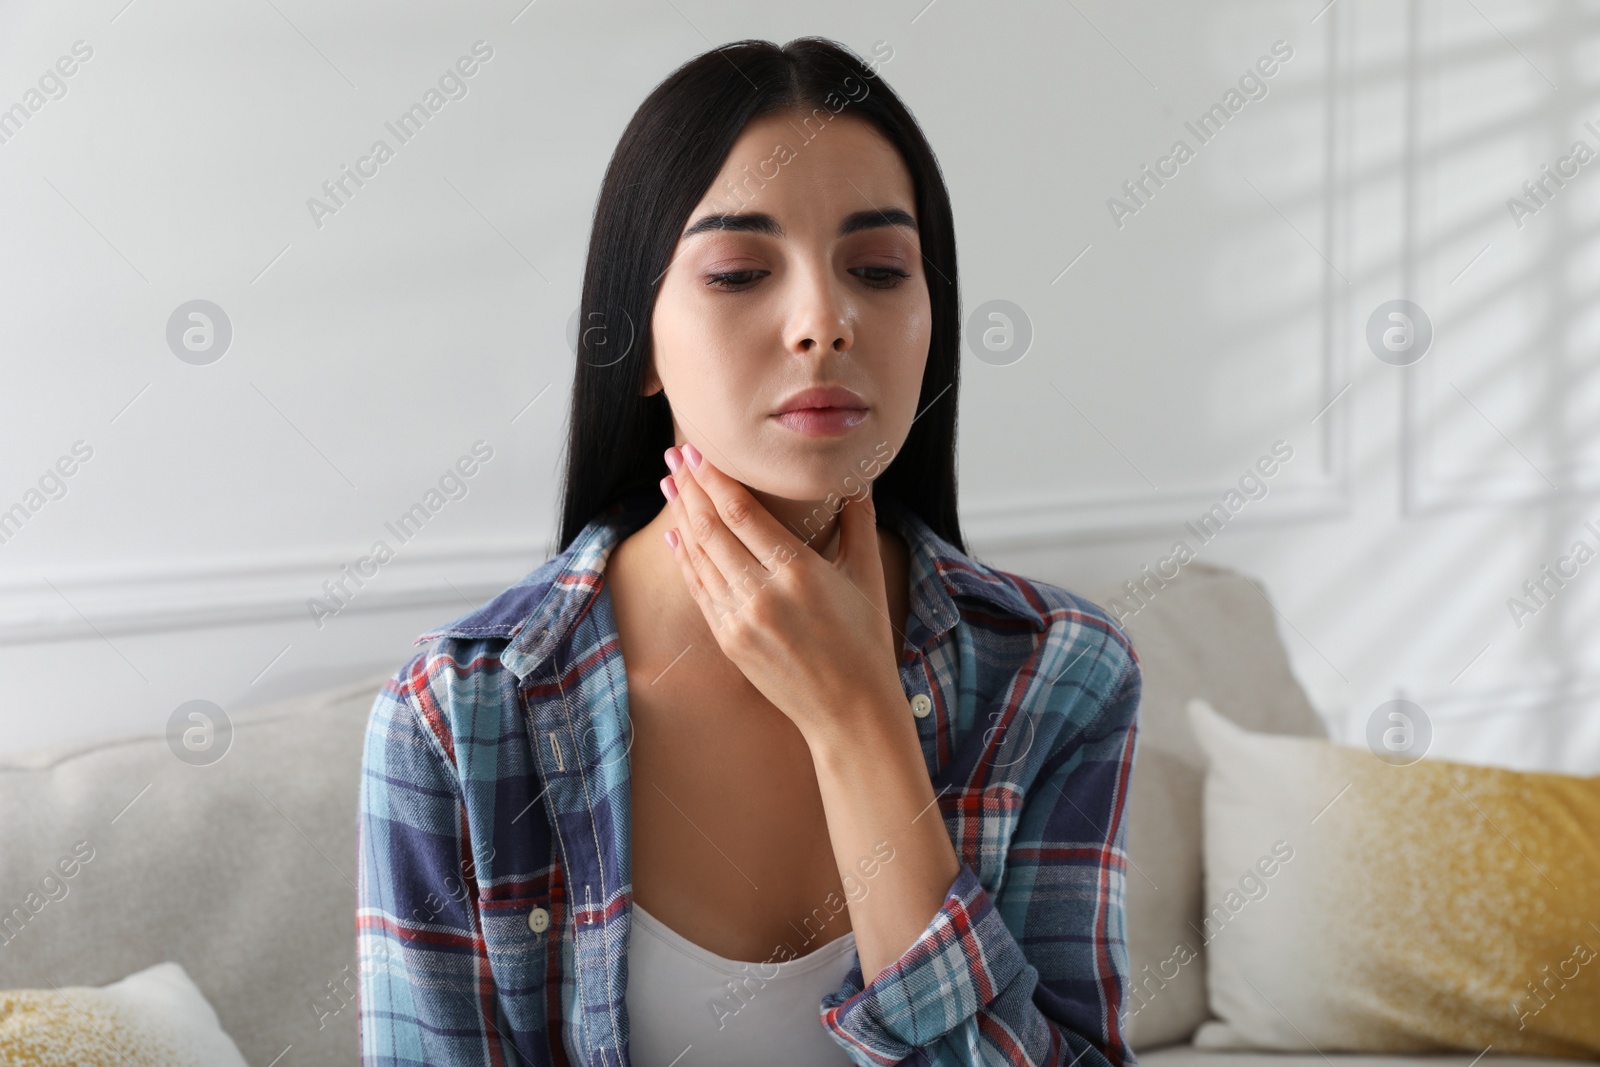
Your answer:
[680,207,918,240]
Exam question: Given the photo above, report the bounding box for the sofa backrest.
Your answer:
[0,673,389,1067]
[1086,561,1328,1049]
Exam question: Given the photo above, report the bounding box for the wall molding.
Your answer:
[968,0,1354,551]
[0,537,554,646]
[1401,0,1600,513]
[961,474,1349,549]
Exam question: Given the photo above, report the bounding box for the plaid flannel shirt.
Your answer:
[357,487,1142,1067]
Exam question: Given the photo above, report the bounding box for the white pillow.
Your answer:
[1086,564,1331,1050]
[0,960,248,1066]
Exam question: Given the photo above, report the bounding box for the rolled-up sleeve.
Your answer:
[820,656,1143,1067]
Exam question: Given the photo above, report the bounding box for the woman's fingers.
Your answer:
[672,443,802,582]
[661,473,732,619]
[664,446,776,610]
[661,521,716,622]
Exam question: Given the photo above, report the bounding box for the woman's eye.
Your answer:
[706,270,766,290]
[853,266,911,289]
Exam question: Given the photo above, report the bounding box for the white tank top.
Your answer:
[624,902,859,1067]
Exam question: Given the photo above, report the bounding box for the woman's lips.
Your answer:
[771,407,869,437]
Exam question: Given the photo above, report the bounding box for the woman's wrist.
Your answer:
[801,679,919,763]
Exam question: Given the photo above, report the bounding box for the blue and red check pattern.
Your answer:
[357,487,1142,1066]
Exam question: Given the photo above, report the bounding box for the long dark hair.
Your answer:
[556,36,964,554]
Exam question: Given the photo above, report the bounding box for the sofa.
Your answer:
[0,560,1576,1066]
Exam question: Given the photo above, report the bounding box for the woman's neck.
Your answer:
[607,497,911,657]
[746,490,848,559]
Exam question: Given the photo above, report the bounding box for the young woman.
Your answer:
[357,36,1142,1067]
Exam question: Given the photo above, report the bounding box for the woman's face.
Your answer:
[644,109,933,508]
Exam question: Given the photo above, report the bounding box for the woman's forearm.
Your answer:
[807,696,962,984]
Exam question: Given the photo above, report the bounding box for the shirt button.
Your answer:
[910,693,932,718]
[528,906,550,934]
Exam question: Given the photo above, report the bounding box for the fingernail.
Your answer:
[664,528,679,549]
[684,443,702,469]
[665,447,682,473]
[660,475,678,502]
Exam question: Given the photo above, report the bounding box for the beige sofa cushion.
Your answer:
[1084,562,1328,1050]
[0,674,388,1067]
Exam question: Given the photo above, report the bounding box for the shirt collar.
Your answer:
[415,486,1047,678]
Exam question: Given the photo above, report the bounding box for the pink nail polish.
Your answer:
[683,443,702,469]
[664,529,679,549]
[665,447,682,472]
[660,475,677,501]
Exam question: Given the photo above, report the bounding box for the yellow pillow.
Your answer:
[1186,698,1600,1056]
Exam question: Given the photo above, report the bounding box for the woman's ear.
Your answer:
[639,355,663,397]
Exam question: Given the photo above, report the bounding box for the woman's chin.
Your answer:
[745,474,872,507]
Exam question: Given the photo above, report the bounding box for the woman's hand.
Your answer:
[658,441,906,749]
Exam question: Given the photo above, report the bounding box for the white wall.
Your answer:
[2,0,1595,771]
